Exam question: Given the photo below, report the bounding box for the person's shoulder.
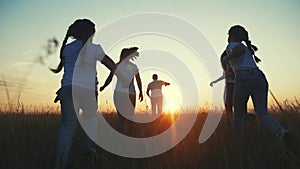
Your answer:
[65,39,82,48]
[63,40,82,56]
[148,81,155,86]
[128,61,137,66]
[86,42,103,49]
[226,42,243,52]
[227,42,239,47]
[157,80,165,84]
[88,42,105,57]
[129,62,138,69]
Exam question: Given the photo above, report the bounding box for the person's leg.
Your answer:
[129,93,136,120]
[225,83,234,115]
[233,76,250,137]
[128,93,136,133]
[80,89,99,149]
[113,91,125,131]
[251,71,285,135]
[55,87,78,169]
[157,96,163,115]
[151,97,157,115]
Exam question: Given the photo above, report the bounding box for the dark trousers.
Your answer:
[113,91,136,131]
[224,83,234,114]
[233,69,284,136]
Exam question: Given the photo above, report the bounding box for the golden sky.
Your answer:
[1,0,300,111]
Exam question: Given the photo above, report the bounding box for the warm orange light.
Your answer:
[163,86,182,114]
[164,99,181,114]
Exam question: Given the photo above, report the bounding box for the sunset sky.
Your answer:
[1,0,300,111]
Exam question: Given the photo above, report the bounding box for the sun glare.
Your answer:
[161,78,182,114]
[164,99,181,113]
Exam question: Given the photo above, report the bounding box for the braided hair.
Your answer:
[50,19,96,73]
[228,25,261,63]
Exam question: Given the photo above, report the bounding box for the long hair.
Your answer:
[119,47,139,63]
[50,19,96,73]
[228,25,261,63]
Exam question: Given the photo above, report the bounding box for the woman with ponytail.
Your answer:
[51,19,118,169]
[222,25,293,150]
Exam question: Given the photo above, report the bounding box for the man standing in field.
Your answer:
[146,74,170,115]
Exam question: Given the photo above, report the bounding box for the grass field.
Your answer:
[0,103,300,169]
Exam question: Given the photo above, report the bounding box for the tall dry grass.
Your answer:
[0,101,299,169]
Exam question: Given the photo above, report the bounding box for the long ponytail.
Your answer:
[245,40,261,63]
[50,33,69,73]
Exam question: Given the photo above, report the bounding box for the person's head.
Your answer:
[152,74,158,80]
[119,47,139,62]
[228,25,249,43]
[227,25,261,63]
[50,19,96,73]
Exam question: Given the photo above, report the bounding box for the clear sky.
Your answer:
[1,0,300,110]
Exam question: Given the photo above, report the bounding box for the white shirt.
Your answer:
[61,40,105,90]
[226,42,258,71]
[114,61,138,94]
[147,80,166,97]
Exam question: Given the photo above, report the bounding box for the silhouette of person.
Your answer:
[146,74,170,115]
[51,19,120,169]
[100,47,143,132]
[210,50,235,115]
[210,51,256,121]
[222,25,292,146]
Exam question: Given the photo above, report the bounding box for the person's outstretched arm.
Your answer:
[210,74,225,87]
[135,73,143,102]
[164,81,170,86]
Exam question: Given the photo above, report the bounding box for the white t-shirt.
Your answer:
[147,80,166,97]
[61,40,105,90]
[226,42,258,71]
[114,61,138,94]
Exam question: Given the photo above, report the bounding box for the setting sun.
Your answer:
[164,98,181,113]
[163,86,182,114]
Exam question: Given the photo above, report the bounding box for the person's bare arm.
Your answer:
[146,87,150,98]
[99,55,116,91]
[99,71,114,92]
[210,74,225,87]
[164,82,170,86]
[135,73,143,102]
[101,55,130,88]
[222,45,245,64]
[101,55,116,72]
